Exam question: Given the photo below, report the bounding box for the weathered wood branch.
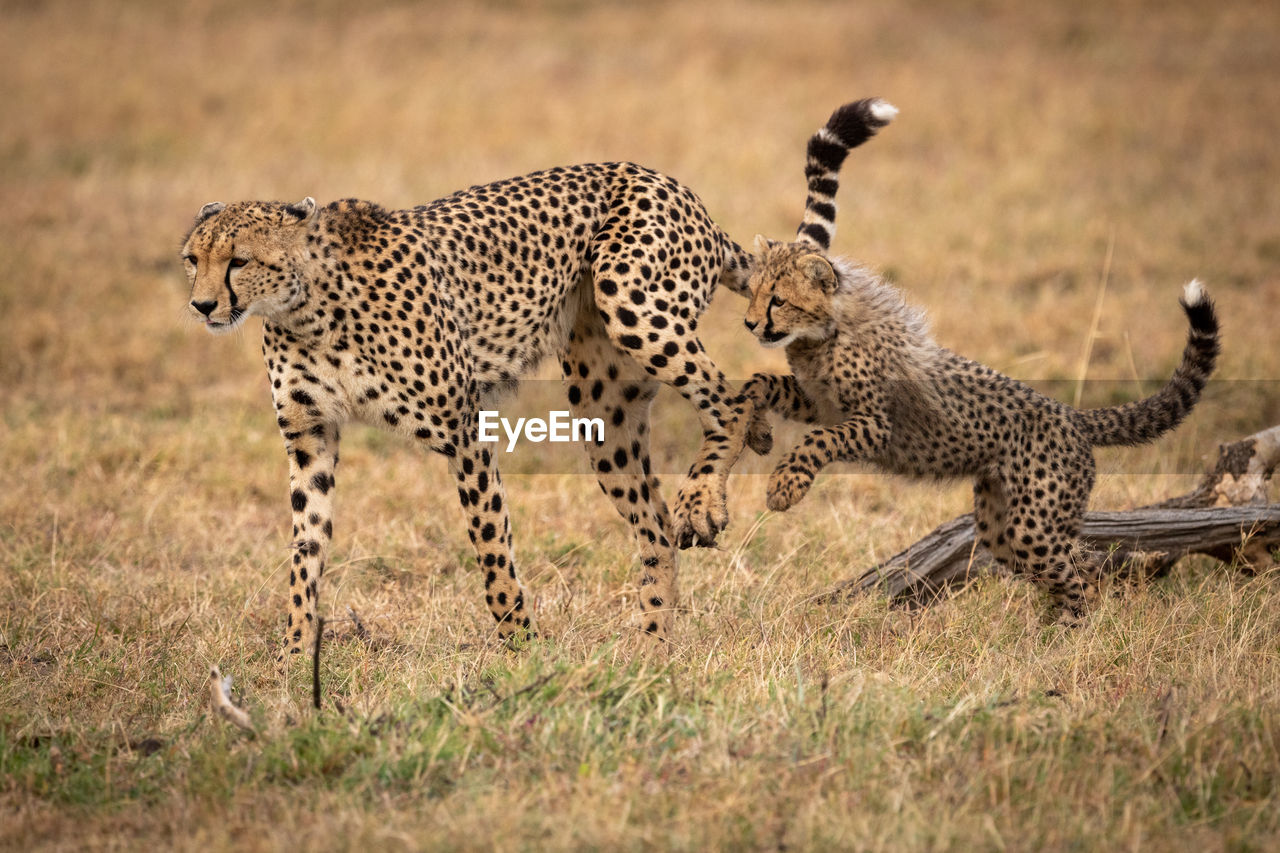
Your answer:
[1148,424,1280,509]
[827,425,1280,606]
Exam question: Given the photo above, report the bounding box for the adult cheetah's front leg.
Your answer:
[276,417,339,671]
[447,429,535,639]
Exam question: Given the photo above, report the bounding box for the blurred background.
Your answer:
[2,0,1278,629]
[4,0,1279,426]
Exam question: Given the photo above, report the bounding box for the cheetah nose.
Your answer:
[743,318,758,332]
[191,299,218,317]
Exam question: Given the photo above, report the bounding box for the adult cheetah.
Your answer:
[181,162,760,666]
[738,99,1220,621]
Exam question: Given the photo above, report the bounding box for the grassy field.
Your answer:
[3,0,1280,849]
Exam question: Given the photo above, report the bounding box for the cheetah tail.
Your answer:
[1074,280,1220,447]
[718,234,755,297]
[795,98,897,252]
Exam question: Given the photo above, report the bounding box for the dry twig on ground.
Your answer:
[208,667,256,736]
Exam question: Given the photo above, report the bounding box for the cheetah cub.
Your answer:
[739,99,1220,622]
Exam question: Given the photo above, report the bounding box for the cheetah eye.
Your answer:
[183,254,197,268]
[229,256,250,269]
[769,294,785,309]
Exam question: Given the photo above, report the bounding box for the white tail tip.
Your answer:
[870,100,899,123]
[1183,278,1206,305]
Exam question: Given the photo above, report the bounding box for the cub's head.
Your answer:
[180,198,317,334]
[743,236,840,348]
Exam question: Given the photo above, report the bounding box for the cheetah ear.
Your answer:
[283,197,317,225]
[196,202,225,224]
[798,254,837,292]
[753,233,773,255]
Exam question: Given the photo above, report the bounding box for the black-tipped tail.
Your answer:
[796,98,897,251]
[1075,281,1220,447]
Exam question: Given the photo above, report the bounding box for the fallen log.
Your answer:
[827,425,1280,606]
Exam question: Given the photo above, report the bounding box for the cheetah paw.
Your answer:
[274,642,306,676]
[672,478,729,549]
[1054,608,1086,629]
[1054,597,1096,628]
[495,617,539,647]
[766,466,814,512]
[745,413,773,456]
[640,610,672,640]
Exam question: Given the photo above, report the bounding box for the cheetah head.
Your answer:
[180,198,317,334]
[743,235,839,348]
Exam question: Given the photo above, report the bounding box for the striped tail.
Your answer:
[1074,280,1220,447]
[796,98,897,251]
[718,233,754,297]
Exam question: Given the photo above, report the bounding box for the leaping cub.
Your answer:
[737,99,1219,622]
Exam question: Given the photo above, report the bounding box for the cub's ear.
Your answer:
[283,197,317,225]
[753,233,774,255]
[196,202,225,224]
[798,253,837,292]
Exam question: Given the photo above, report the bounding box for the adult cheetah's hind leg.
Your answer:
[562,317,679,639]
[587,234,754,549]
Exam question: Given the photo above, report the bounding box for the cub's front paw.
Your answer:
[745,412,773,456]
[766,464,815,512]
[672,478,729,548]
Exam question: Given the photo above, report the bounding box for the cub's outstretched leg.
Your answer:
[740,372,823,455]
[766,412,892,512]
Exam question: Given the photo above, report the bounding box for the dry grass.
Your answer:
[3,0,1280,849]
